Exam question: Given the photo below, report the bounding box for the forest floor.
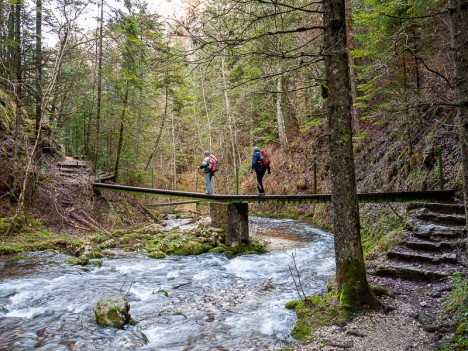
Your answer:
[291,279,447,351]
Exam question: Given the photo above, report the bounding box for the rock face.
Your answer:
[95,296,132,328]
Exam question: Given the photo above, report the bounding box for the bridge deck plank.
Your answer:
[92,183,455,204]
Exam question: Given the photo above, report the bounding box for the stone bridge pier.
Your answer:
[209,202,249,246]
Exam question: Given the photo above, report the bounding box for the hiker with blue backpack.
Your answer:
[199,150,218,194]
[250,146,271,195]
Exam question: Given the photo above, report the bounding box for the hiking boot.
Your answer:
[258,192,265,196]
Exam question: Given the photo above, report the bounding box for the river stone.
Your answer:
[65,256,89,265]
[138,224,164,235]
[148,250,166,259]
[80,244,105,259]
[100,239,116,249]
[95,296,132,329]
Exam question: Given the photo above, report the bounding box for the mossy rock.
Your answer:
[145,233,213,257]
[94,296,132,329]
[138,224,164,235]
[89,260,103,267]
[65,256,89,265]
[213,239,266,257]
[80,244,105,259]
[99,239,116,249]
[148,251,166,259]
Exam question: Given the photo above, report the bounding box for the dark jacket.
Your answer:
[251,151,270,173]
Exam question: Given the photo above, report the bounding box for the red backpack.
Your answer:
[208,154,219,173]
[259,150,270,167]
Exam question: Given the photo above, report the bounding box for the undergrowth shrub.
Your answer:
[438,273,468,350]
[360,203,405,259]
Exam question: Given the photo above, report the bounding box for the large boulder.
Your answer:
[95,296,132,328]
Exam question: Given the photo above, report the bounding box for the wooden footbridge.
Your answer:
[92,182,455,246]
[92,182,454,204]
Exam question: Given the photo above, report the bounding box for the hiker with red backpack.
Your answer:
[250,146,271,196]
[198,150,218,194]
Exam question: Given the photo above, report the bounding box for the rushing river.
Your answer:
[0,217,335,351]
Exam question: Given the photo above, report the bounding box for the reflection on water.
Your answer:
[0,217,335,350]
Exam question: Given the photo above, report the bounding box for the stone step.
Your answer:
[387,248,458,264]
[407,202,466,216]
[413,223,467,241]
[58,161,88,168]
[59,168,79,173]
[372,261,453,282]
[415,211,466,226]
[403,239,464,252]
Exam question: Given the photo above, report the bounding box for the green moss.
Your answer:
[157,289,169,297]
[285,300,300,310]
[0,213,44,236]
[212,238,266,257]
[65,256,89,265]
[10,254,26,263]
[89,260,103,267]
[0,229,86,256]
[91,232,109,244]
[339,283,353,310]
[320,83,330,99]
[360,204,404,258]
[148,251,166,259]
[290,319,311,341]
[438,273,468,350]
[289,285,351,341]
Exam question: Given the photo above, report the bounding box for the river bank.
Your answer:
[0,216,335,350]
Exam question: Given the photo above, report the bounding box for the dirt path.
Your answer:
[293,202,467,351]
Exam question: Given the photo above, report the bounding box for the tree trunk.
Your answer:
[345,0,359,133]
[35,0,42,132]
[145,82,168,170]
[323,0,379,310]
[221,54,239,175]
[449,0,468,239]
[114,81,129,182]
[276,67,288,149]
[14,0,22,133]
[171,111,177,190]
[93,0,104,174]
[200,68,212,150]
[0,0,4,74]
[401,45,414,172]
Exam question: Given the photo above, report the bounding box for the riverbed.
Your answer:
[0,217,335,350]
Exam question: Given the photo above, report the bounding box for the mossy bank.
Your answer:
[0,215,266,264]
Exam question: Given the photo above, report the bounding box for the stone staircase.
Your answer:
[373,202,467,282]
[58,157,88,175]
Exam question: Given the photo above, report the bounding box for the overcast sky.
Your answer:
[42,0,188,45]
